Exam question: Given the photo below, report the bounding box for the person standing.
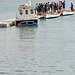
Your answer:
[47,2,50,13]
[71,3,73,11]
[50,2,54,14]
[59,1,62,11]
[35,3,38,14]
[62,0,65,11]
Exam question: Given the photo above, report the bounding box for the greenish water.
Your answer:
[0,0,75,75]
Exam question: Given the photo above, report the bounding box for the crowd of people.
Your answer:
[35,1,74,15]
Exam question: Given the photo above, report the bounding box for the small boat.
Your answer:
[15,1,39,27]
[60,10,75,16]
[37,13,60,19]
[46,13,60,19]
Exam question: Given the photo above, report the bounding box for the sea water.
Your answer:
[0,0,75,75]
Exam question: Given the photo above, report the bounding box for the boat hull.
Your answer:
[60,11,75,16]
[15,19,38,26]
[38,15,46,19]
[38,14,60,19]
[46,14,60,19]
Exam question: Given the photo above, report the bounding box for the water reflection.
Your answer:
[18,26,38,40]
[16,26,38,51]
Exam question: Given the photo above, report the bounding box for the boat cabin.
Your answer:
[18,4,35,20]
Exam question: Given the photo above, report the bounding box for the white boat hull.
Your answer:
[46,14,60,19]
[61,11,75,16]
[37,14,60,19]
[37,15,46,19]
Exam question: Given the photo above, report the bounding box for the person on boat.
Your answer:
[54,2,57,12]
[50,2,54,14]
[47,2,50,13]
[70,3,74,11]
[35,3,38,14]
[44,3,48,13]
[38,3,42,15]
[54,2,59,14]
[42,4,45,14]
[59,1,62,12]
[56,3,59,11]
[40,3,43,14]
[50,2,53,13]
[62,0,65,11]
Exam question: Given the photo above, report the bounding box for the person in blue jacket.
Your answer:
[62,0,65,11]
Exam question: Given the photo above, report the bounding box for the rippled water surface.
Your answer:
[0,0,75,75]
